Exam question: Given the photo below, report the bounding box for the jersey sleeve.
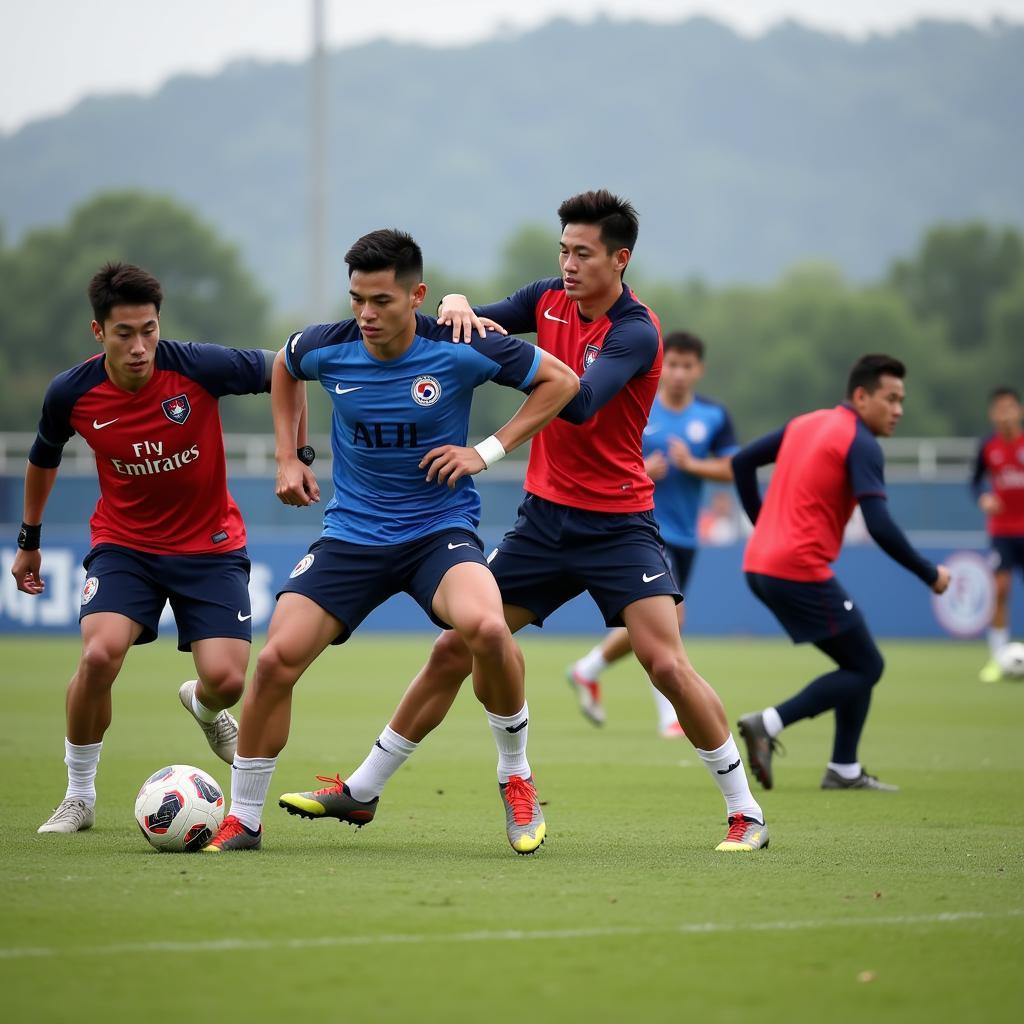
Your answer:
[731,427,785,524]
[859,494,938,585]
[283,327,323,382]
[28,376,78,468]
[711,406,740,456]
[970,439,989,498]
[846,427,887,499]
[558,315,660,425]
[472,279,558,336]
[168,341,271,397]
[461,331,542,390]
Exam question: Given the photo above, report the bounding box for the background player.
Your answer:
[327,190,769,853]
[732,354,950,792]
[566,330,738,736]
[203,229,578,854]
[972,387,1024,682]
[12,262,297,834]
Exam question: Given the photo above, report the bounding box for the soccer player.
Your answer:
[566,330,738,736]
[305,191,769,853]
[12,262,297,834]
[973,387,1024,682]
[732,354,951,792]
[202,229,578,854]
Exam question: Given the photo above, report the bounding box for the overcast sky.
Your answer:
[2,0,1022,133]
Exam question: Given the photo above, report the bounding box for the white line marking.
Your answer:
[1,908,1019,960]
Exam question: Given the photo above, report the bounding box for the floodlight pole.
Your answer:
[309,0,328,319]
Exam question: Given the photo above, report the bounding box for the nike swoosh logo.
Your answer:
[374,739,390,754]
[335,385,362,395]
[92,418,118,430]
[447,542,472,550]
[237,612,252,622]
[504,719,529,734]
[717,758,741,775]
[543,307,569,324]
[642,572,666,583]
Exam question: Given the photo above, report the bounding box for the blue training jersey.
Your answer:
[642,393,738,547]
[285,313,541,545]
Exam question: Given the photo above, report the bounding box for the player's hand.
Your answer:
[644,451,668,481]
[979,493,1003,515]
[667,436,694,472]
[11,548,45,595]
[437,294,507,343]
[421,444,486,488]
[275,457,321,507]
[931,564,951,595]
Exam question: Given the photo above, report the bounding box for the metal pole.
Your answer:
[309,0,328,319]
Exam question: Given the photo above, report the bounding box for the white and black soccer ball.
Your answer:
[135,765,225,852]
[996,642,1024,681]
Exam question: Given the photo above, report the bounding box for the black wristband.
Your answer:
[17,522,41,551]
[296,445,316,467]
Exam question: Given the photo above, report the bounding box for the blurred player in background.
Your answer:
[203,229,577,854]
[12,262,300,835]
[732,354,950,792]
[973,387,1024,682]
[566,330,738,737]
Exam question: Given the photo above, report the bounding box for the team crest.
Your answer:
[81,576,99,606]
[290,554,315,578]
[686,420,709,444]
[161,394,191,424]
[583,345,600,370]
[411,375,442,407]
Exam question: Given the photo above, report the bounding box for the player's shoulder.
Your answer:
[290,320,362,349]
[154,338,229,373]
[45,353,107,403]
[607,287,659,339]
[692,393,732,418]
[978,432,998,453]
[850,414,884,458]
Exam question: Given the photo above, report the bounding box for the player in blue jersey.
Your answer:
[203,229,578,854]
[566,331,737,735]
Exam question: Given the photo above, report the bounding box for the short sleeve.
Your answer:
[283,327,323,382]
[462,331,541,390]
[711,406,739,455]
[164,341,269,397]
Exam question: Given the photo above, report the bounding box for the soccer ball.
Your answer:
[996,642,1024,680]
[134,765,225,852]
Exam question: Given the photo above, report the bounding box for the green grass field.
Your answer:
[2,634,1022,1023]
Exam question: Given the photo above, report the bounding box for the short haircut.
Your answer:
[989,387,1021,404]
[345,229,423,284]
[846,354,906,398]
[88,262,163,323]
[557,189,639,255]
[663,330,705,361]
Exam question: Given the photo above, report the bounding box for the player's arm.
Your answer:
[272,348,320,508]
[437,281,551,341]
[730,428,785,524]
[669,406,740,482]
[971,442,1002,515]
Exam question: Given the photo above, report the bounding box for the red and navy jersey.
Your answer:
[971,432,1024,537]
[476,278,661,513]
[741,405,887,582]
[29,341,271,555]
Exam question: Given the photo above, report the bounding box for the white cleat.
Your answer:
[38,797,95,834]
[566,667,606,726]
[178,680,238,764]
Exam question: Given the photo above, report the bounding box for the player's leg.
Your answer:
[980,552,1013,681]
[180,638,250,763]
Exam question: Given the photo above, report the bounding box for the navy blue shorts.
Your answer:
[79,543,252,652]
[278,527,489,644]
[665,544,697,594]
[488,495,682,628]
[745,571,867,644]
[992,536,1024,576]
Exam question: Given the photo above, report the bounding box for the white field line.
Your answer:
[1,908,1021,961]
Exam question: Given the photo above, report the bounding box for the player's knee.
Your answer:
[201,665,246,704]
[430,629,474,678]
[459,612,511,658]
[862,647,885,688]
[641,649,689,693]
[78,639,126,683]
[253,642,302,690]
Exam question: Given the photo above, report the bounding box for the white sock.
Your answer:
[229,755,277,831]
[64,739,102,806]
[486,703,531,783]
[651,684,678,730]
[345,726,418,802]
[696,734,763,820]
[988,627,1009,656]
[762,707,784,738]
[191,685,219,723]
[573,646,608,681]
[827,760,862,780]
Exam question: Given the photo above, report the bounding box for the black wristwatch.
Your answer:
[296,445,316,467]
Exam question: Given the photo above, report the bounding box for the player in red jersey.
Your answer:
[732,355,951,792]
[972,387,1024,682]
[11,263,303,835]
[301,190,769,852]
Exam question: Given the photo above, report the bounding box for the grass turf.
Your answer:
[1,634,1022,1023]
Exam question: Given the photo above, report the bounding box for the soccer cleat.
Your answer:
[278,774,378,826]
[660,720,686,739]
[178,680,238,764]
[37,798,95,834]
[979,658,1003,684]
[566,667,606,726]
[737,711,783,790]
[715,813,769,852]
[499,774,546,854]
[820,767,899,791]
[202,814,262,852]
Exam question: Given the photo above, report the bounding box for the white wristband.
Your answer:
[473,435,506,469]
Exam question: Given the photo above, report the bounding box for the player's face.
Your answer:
[853,374,905,437]
[559,224,629,304]
[661,350,703,402]
[989,395,1023,435]
[92,303,160,391]
[349,270,426,357]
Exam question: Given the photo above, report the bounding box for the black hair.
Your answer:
[846,354,906,399]
[557,189,639,255]
[87,262,163,323]
[663,330,705,360]
[989,387,1021,404]
[344,229,423,283]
